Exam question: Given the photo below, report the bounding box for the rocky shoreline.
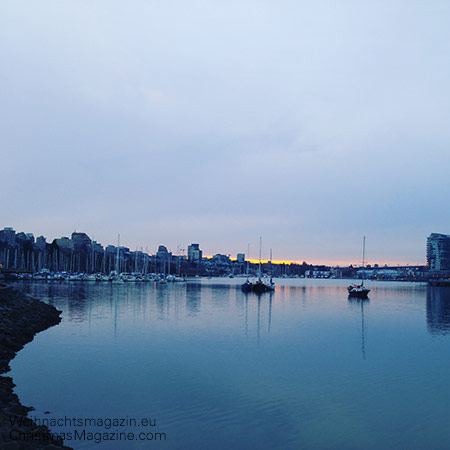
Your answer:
[0,284,73,450]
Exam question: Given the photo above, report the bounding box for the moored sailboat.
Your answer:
[348,236,370,298]
[242,238,275,293]
[241,243,253,292]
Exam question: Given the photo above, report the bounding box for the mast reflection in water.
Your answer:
[348,297,369,360]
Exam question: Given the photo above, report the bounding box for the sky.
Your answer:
[1,0,450,266]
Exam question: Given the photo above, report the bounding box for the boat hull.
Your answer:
[252,280,275,293]
[241,281,253,292]
[348,286,370,299]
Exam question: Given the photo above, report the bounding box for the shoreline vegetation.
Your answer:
[0,283,72,449]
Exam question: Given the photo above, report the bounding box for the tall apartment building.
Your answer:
[56,237,74,250]
[35,236,47,250]
[0,227,16,246]
[427,233,450,271]
[188,243,202,262]
[71,231,92,250]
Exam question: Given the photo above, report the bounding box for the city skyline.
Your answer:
[2,1,449,265]
[0,224,432,267]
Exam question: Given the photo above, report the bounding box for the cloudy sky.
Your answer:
[2,1,449,265]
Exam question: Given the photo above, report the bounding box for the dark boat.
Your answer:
[241,280,253,292]
[348,236,370,299]
[252,279,275,293]
[348,283,370,299]
[247,239,276,294]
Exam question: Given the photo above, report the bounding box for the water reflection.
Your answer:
[156,284,171,316]
[67,286,88,323]
[268,292,273,333]
[348,297,369,360]
[186,283,201,314]
[12,279,450,450]
[245,293,248,337]
[257,295,261,343]
[427,286,450,335]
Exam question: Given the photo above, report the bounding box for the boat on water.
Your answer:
[347,283,370,298]
[173,276,186,282]
[348,236,370,299]
[122,273,137,282]
[96,273,110,282]
[69,274,83,281]
[252,278,275,293]
[241,238,275,293]
[241,280,253,292]
[241,243,253,292]
[83,274,97,282]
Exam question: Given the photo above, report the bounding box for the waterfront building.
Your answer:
[212,254,231,264]
[237,253,245,263]
[56,237,74,250]
[156,245,170,259]
[71,231,92,250]
[15,232,29,243]
[92,240,104,253]
[106,245,116,254]
[35,236,46,250]
[188,244,202,262]
[427,233,450,271]
[0,227,15,246]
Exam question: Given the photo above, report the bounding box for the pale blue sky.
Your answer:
[2,1,449,264]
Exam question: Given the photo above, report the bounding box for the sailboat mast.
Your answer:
[361,235,366,286]
[270,248,273,284]
[116,234,120,274]
[91,236,94,273]
[247,243,250,280]
[362,235,366,267]
[258,236,262,279]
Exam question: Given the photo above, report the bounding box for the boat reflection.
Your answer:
[348,297,369,360]
[243,291,274,343]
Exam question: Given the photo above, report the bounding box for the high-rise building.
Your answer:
[56,237,74,250]
[92,240,104,253]
[237,253,245,263]
[71,231,91,250]
[0,227,15,246]
[15,232,29,243]
[156,245,170,259]
[427,233,450,271]
[35,236,47,250]
[188,243,202,262]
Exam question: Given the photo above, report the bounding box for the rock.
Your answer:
[0,287,71,449]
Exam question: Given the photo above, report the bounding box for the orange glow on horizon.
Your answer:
[217,257,425,267]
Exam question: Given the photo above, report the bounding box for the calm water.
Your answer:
[9,279,450,450]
